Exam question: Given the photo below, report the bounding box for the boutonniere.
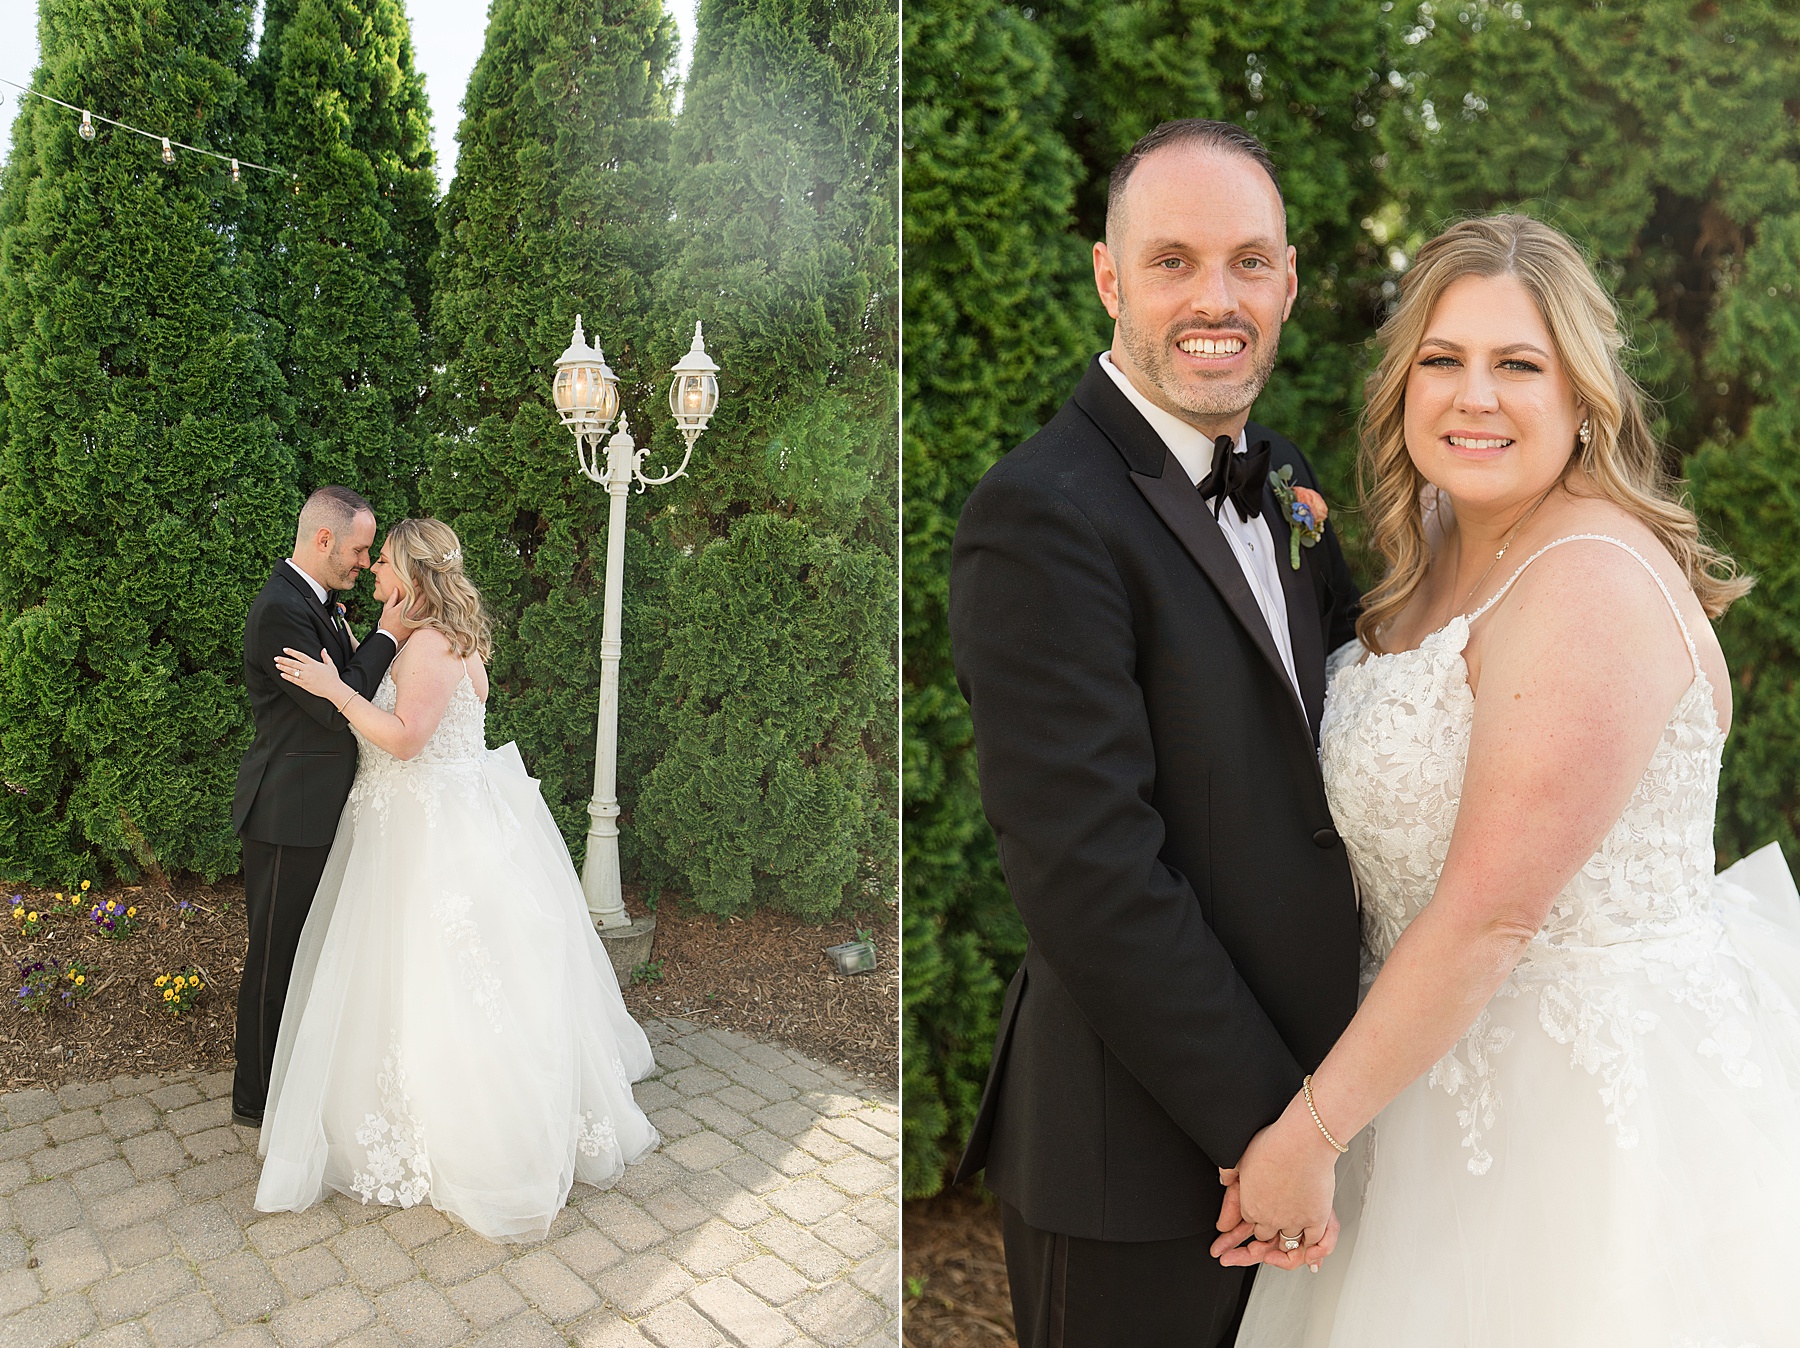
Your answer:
[1268,465,1329,570]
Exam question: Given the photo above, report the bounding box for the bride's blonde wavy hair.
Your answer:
[1356,213,1750,653]
[383,518,492,660]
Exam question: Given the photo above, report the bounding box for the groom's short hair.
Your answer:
[297,485,373,544]
[1106,119,1283,243]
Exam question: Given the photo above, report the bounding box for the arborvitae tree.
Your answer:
[423,0,677,871]
[899,0,1097,1193]
[1377,1,1800,860]
[248,0,437,572]
[628,0,898,920]
[0,0,292,882]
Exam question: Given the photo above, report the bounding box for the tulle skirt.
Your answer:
[254,743,659,1243]
[1238,845,1800,1347]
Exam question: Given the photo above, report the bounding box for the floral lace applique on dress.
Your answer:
[1321,535,1754,1171]
[351,1045,431,1207]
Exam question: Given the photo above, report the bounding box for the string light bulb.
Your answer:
[160,137,173,164]
[78,110,94,141]
[229,158,240,184]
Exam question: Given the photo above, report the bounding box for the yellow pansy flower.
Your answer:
[164,989,175,1000]
[155,975,168,987]
[27,912,38,922]
[105,901,116,913]
[10,907,21,920]
[80,880,90,891]
[74,975,84,986]
[53,892,62,901]
[126,907,136,917]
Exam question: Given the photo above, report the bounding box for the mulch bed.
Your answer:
[616,887,897,1088]
[0,874,896,1094]
[1,877,246,1091]
[903,1181,1015,1347]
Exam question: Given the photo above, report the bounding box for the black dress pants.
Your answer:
[1003,1203,1257,1348]
[232,839,332,1119]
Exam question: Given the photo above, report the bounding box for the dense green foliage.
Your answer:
[904,0,1800,1191]
[899,0,1097,1194]
[248,0,438,568]
[421,0,678,889]
[629,0,899,920]
[0,0,292,883]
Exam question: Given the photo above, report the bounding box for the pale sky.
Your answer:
[0,0,699,185]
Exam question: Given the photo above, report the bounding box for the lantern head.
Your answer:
[553,314,620,435]
[668,322,721,441]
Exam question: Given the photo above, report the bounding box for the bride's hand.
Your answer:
[1211,1096,1341,1270]
[276,646,349,707]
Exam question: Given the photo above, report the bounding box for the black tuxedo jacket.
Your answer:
[232,564,398,848]
[949,358,1363,1241]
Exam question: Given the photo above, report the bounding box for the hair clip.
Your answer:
[441,548,461,564]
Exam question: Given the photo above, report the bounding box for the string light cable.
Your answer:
[0,76,294,187]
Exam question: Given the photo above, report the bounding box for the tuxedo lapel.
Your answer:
[1263,476,1327,737]
[274,564,344,663]
[1130,454,1310,734]
[1070,361,1312,736]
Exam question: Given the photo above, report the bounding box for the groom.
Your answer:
[949,120,1363,1345]
[229,486,409,1129]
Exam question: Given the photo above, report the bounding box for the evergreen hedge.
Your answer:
[248,0,438,579]
[899,0,1097,1195]
[630,0,899,920]
[0,0,292,884]
[903,0,1800,1192]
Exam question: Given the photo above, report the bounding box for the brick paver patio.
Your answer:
[0,1018,898,1348]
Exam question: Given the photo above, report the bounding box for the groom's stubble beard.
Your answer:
[1115,287,1281,426]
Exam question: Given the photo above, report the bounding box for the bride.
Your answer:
[253,517,659,1243]
[1225,214,1800,1345]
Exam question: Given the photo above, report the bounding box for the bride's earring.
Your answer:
[1578,417,1592,448]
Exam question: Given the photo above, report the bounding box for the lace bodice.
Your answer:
[1320,535,1747,1166]
[355,667,487,766]
[1323,534,1723,969]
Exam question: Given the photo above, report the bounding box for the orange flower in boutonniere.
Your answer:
[1269,465,1329,569]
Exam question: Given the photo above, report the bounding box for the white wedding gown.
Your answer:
[254,665,659,1243]
[1239,535,1800,1348]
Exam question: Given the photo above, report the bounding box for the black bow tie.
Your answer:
[1199,435,1270,521]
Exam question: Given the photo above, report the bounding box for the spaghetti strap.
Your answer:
[1467,533,1702,675]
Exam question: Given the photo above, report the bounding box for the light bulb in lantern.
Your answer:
[553,315,620,435]
[78,110,95,141]
[230,158,240,184]
[160,137,174,164]
[668,321,721,442]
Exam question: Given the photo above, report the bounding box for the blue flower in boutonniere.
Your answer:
[1268,464,1330,570]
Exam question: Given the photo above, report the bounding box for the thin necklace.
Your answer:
[1450,484,1558,620]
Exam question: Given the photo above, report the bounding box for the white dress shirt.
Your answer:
[1099,352,1301,703]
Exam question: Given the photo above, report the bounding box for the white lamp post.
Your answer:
[553,317,721,934]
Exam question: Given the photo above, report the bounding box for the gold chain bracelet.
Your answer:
[1302,1074,1349,1155]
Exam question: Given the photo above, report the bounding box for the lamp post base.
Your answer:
[598,914,658,984]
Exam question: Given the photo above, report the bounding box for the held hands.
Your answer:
[1211,1093,1342,1273]
[275,647,351,710]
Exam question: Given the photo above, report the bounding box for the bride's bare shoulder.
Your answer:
[393,627,461,684]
